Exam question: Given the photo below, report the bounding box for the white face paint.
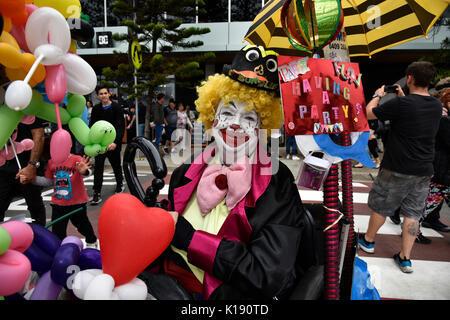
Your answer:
[212,100,260,164]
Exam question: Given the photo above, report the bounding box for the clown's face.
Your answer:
[212,100,260,164]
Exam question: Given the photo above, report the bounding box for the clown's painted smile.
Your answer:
[220,127,250,147]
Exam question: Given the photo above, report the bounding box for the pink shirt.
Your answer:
[45,155,89,206]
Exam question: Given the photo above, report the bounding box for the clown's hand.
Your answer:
[171,215,195,251]
[72,269,148,300]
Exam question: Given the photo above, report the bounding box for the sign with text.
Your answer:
[96,31,113,48]
[278,56,369,135]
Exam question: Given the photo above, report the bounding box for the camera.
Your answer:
[384,85,398,93]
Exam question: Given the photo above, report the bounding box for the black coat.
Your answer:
[432,116,450,185]
[164,146,312,300]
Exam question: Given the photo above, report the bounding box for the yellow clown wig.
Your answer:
[195,74,283,134]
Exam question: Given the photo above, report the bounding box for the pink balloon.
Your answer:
[14,142,24,154]
[45,64,67,104]
[5,146,15,161]
[0,249,32,296]
[25,4,39,15]
[10,24,30,53]
[1,221,34,253]
[50,129,71,164]
[0,150,6,166]
[21,115,36,125]
[21,139,34,151]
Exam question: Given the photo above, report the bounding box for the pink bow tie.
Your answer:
[196,157,252,216]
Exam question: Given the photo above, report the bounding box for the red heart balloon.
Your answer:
[98,193,175,286]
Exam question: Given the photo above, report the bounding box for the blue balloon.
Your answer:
[78,248,102,270]
[23,242,54,274]
[313,131,376,168]
[50,243,81,287]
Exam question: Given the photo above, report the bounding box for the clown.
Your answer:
[139,46,313,300]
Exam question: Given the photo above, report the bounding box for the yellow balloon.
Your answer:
[33,0,81,18]
[0,43,23,69]
[0,31,20,50]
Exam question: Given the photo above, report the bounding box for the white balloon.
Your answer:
[25,7,71,55]
[62,53,97,95]
[84,273,116,300]
[114,278,148,300]
[72,269,103,300]
[5,81,33,111]
[34,44,66,66]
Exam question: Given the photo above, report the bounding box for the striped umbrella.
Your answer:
[244,0,449,57]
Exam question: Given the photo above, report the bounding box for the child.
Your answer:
[32,153,98,248]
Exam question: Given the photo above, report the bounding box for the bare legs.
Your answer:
[365,210,418,259]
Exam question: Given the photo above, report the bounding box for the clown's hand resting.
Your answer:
[171,215,195,251]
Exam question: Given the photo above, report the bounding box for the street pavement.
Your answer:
[3,145,450,300]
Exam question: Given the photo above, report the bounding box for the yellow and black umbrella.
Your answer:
[244,0,449,57]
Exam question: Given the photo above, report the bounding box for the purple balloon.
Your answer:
[61,236,83,251]
[78,248,102,270]
[30,271,62,300]
[27,223,61,257]
[23,242,54,274]
[50,243,81,287]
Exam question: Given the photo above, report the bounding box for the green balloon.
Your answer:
[24,90,70,124]
[0,225,11,255]
[66,95,86,118]
[101,126,116,147]
[84,144,102,157]
[69,118,90,145]
[0,104,23,150]
[89,120,116,144]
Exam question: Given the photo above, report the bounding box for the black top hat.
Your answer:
[223,45,280,94]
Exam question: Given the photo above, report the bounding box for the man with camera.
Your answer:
[358,61,442,273]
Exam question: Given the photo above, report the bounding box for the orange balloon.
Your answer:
[22,52,46,84]
[3,16,12,32]
[0,0,28,25]
[98,193,175,286]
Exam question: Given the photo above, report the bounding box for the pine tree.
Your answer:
[101,0,215,100]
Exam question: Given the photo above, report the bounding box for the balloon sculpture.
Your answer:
[72,193,175,300]
[0,221,34,298]
[0,1,115,160]
[281,0,343,53]
[0,127,34,167]
[11,223,102,300]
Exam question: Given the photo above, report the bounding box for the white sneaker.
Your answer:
[85,240,98,249]
[292,155,300,160]
[286,154,291,159]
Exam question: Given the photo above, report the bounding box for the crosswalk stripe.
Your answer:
[354,215,443,238]
[359,256,450,300]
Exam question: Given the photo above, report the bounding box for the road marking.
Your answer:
[359,256,450,300]
[354,215,443,238]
